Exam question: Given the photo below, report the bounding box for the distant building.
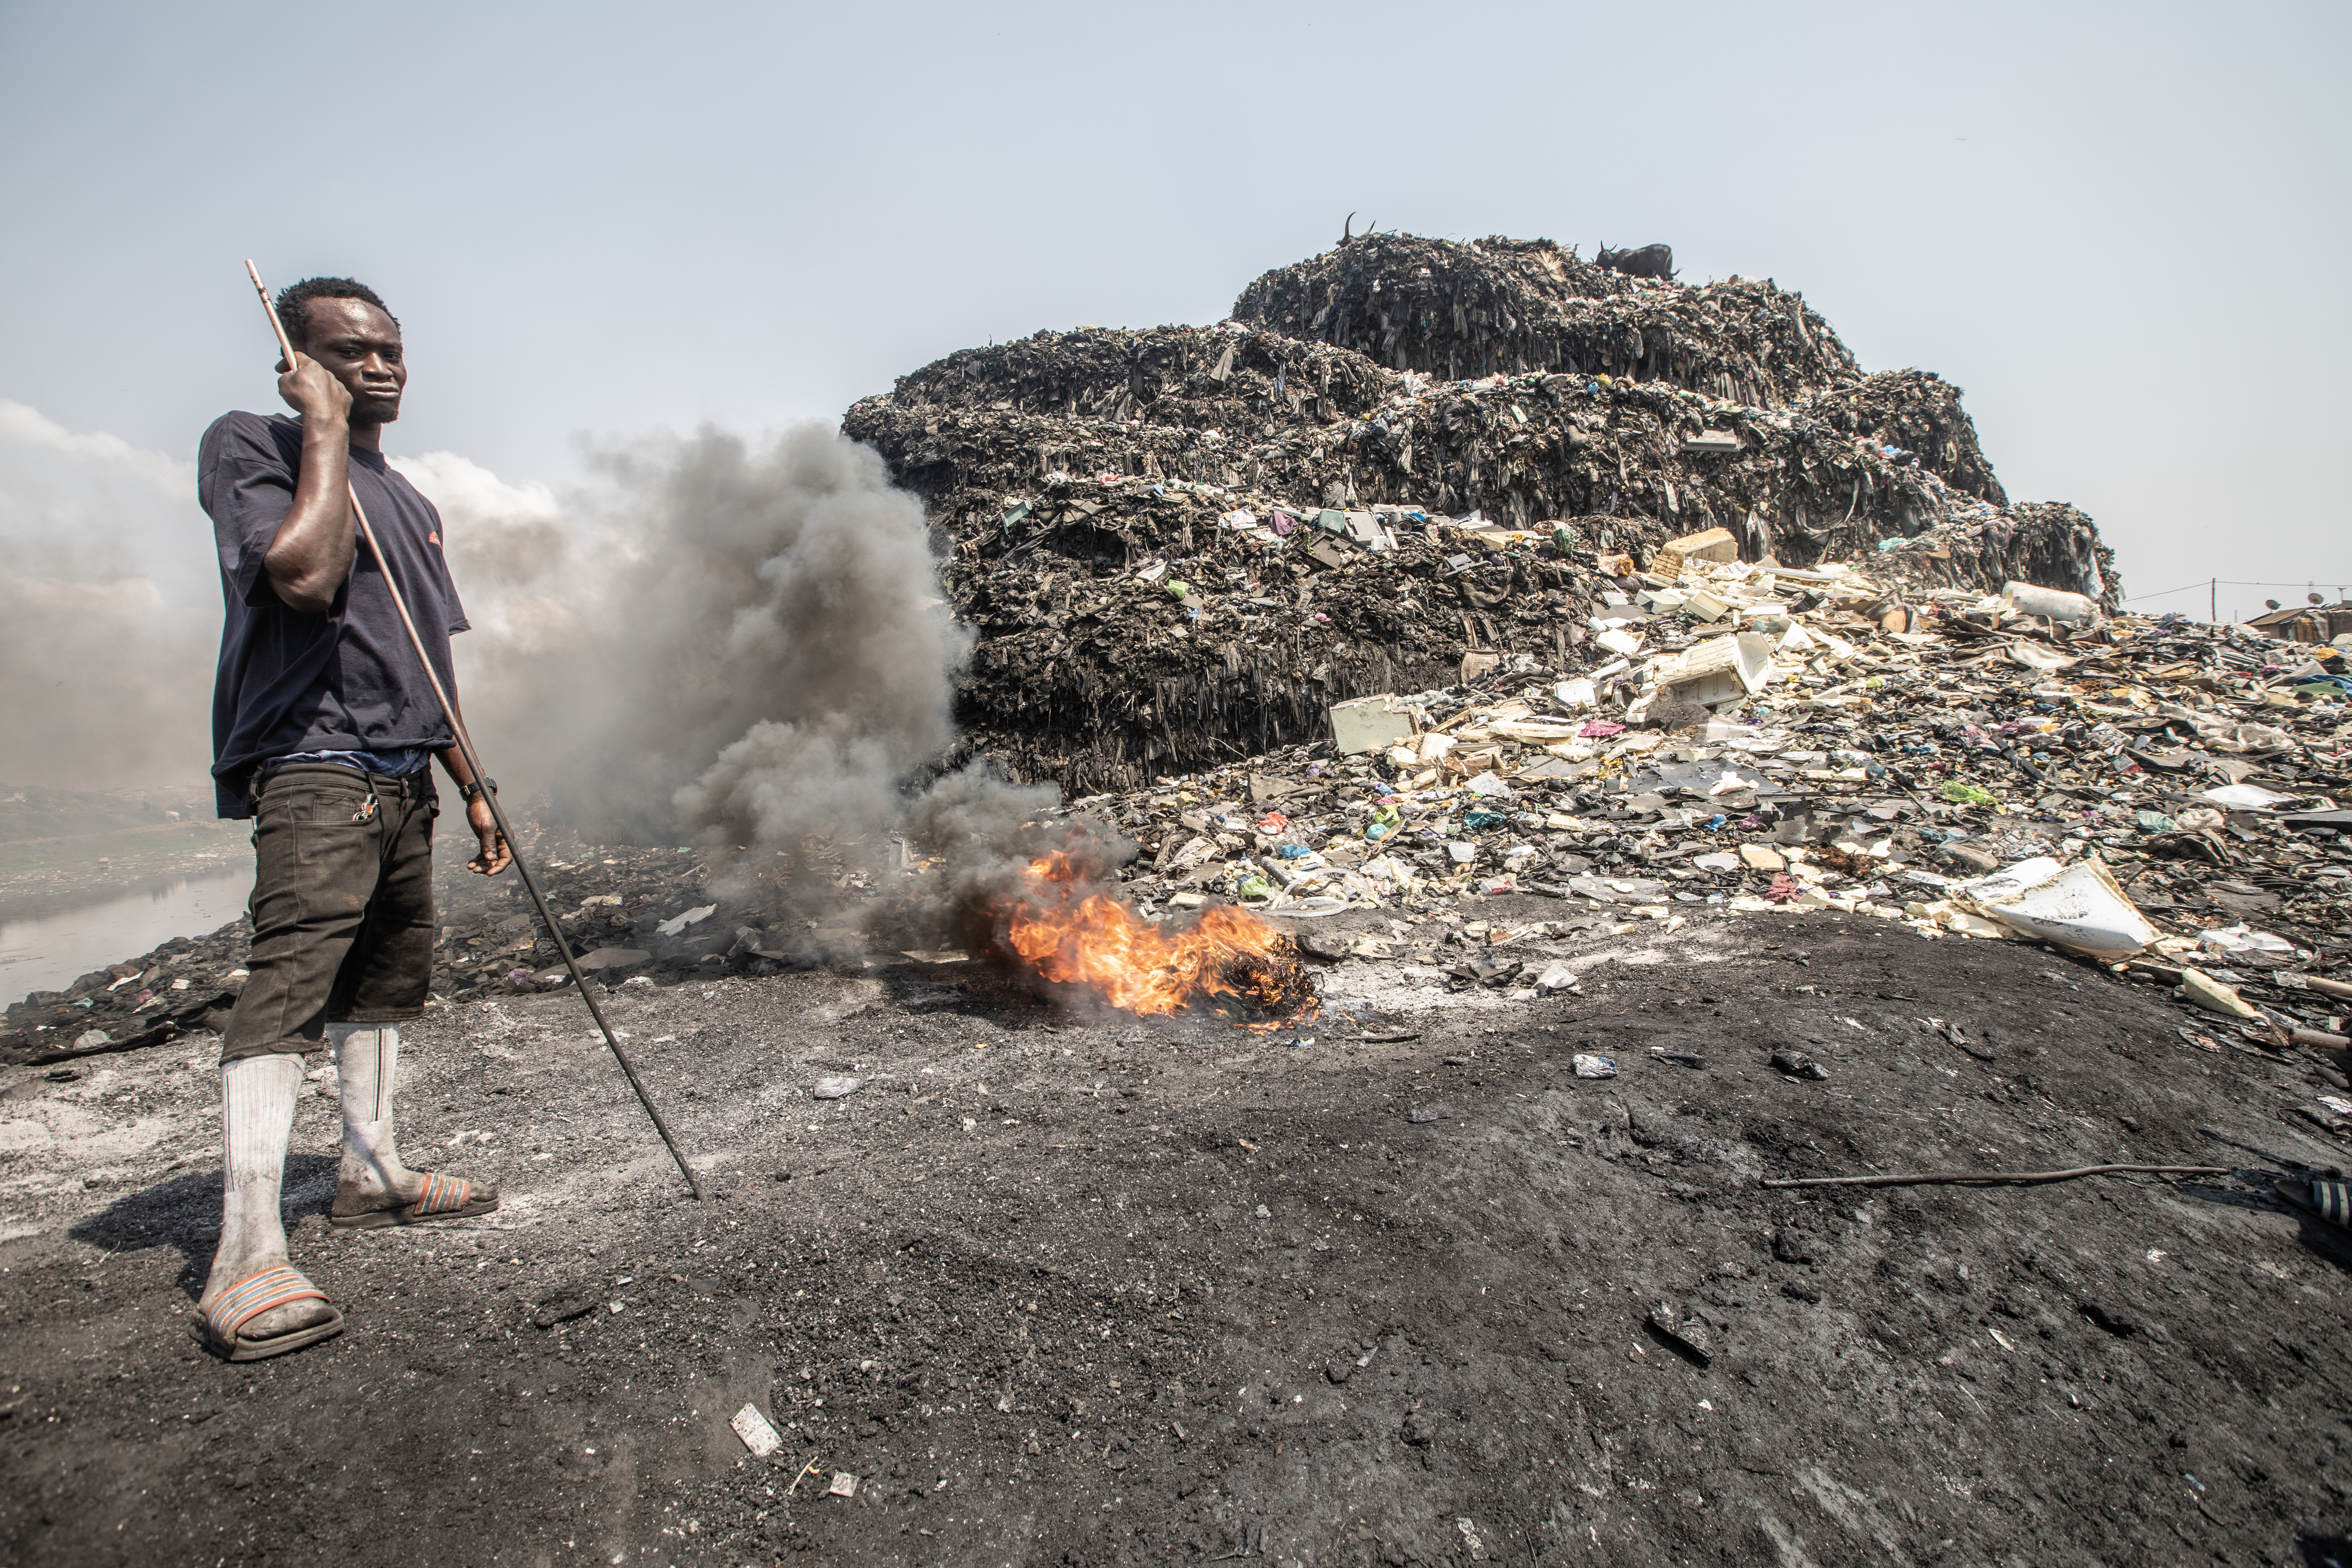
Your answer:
[2246,598,2352,643]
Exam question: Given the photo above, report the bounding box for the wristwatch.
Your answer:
[459,778,498,803]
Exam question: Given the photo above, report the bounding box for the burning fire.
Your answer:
[1000,852,1315,1023]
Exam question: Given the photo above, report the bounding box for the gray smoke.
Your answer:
[527,423,969,849]
[0,395,1156,972]
[0,401,214,791]
[434,421,1112,953]
[896,762,1134,960]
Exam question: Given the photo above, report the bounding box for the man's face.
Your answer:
[294,297,406,425]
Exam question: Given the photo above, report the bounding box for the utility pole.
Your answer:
[2210,578,2216,624]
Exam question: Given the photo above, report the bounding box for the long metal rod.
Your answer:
[243,260,703,1200]
[1760,1163,2228,1191]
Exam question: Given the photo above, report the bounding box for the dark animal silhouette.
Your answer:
[1596,243,1676,280]
[1340,212,1378,245]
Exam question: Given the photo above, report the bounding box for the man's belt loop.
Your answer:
[359,768,431,799]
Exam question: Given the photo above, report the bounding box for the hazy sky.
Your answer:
[2,0,2347,779]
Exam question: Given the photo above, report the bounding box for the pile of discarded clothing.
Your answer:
[846,230,2119,794]
[1870,502,2119,609]
[923,486,1682,794]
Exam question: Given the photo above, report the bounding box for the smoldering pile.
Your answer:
[845,230,2119,798]
[407,777,1314,1024]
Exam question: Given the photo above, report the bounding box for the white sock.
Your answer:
[207,1054,301,1294]
[329,1023,414,1199]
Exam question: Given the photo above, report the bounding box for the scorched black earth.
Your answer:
[1,912,2347,1567]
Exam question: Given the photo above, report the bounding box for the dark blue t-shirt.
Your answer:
[201,411,469,818]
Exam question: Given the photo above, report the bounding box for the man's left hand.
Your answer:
[465,796,511,876]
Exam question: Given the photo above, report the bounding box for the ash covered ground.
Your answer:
[4,902,2351,1567]
[5,228,2351,1566]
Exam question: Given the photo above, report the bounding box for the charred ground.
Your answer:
[3,909,2348,1567]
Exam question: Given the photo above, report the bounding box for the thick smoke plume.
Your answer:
[525,423,968,846]
[0,396,1160,972]
[896,765,1131,960]
[431,422,1120,956]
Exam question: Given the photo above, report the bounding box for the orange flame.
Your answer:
[1000,851,1313,1022]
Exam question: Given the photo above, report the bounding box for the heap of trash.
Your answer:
[846,230,2119,793]
[1068,534,2350,1045]
[6,549,2346,1065]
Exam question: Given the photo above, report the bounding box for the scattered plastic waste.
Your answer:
[1958,856,2160,959]
[730,1404,783,1457]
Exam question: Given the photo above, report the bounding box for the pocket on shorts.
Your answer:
[260,781,380,870]
[290,785,375,827]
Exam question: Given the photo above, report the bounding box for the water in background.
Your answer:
[0,868,252,999]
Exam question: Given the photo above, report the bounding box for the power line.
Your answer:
[2124,578,2345,606]
[2122,581,2213,603]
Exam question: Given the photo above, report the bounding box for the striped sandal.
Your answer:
[196,1265,344,1362]
[331,1171,500,1230]
[2280,1175,2352,1230]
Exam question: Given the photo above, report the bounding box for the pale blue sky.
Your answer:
[3,0,2347,620]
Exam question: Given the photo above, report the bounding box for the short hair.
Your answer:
[275,276,396,349]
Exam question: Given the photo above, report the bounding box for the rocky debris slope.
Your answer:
[2,922,252,1066]
[846,231,2112,793]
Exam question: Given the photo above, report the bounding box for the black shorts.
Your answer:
[220,764,439,1063]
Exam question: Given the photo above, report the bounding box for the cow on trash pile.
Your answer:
[1596,243,1676,280]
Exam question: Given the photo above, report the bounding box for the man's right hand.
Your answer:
[261,351,360,614]
[276,352,353,426]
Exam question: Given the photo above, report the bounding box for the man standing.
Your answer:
[196,276,507,1360]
